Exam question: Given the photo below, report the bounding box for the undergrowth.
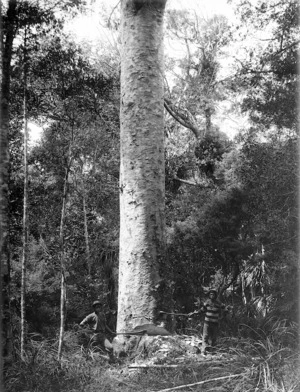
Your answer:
[4,319,300,392]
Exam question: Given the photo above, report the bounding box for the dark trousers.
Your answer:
[81,331,113,353]
[91,332,113,351]
[201,322,219,354]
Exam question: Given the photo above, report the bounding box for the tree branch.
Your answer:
[151,373,244,392]
[108,0,121,27]
[164,98,204,139]
[270,40,299,58]
[174,176,213,188]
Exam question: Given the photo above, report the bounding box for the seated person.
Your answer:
[80,300,114,353]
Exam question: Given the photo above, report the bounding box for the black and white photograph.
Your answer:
[0,0,299,390]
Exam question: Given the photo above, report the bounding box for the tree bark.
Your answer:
[20,26,29,361]
[117,0,167,333]
[57,150,71,361]
[0,2,4,387]
[1,0,18,371]
[83,194,91,276]
[204,107,211,135]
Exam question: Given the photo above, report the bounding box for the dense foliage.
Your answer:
[1,1,299,389]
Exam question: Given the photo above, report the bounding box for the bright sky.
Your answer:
[67,0,235,41]
[28,122,44,146]
[31,0,241,143]
[168,0,235,18]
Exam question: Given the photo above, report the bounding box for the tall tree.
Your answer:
[117,0,167,332]
[164,11,229,138]
[20,25,29,361]
[57,143,72,361]
[0,1,5,386]
[230,0,299,131]
[1,0,18,367]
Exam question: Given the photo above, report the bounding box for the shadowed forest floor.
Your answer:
[5,334,300,392]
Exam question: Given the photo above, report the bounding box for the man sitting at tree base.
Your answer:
[79,300,115,357]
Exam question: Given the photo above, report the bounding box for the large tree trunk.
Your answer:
[117,0,167,333]
[1,0,18,371]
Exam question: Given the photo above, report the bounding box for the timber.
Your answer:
[150,373,244,392]
[129,360,234,368]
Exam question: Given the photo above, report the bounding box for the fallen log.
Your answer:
[129,364,180,369]
[150,373,244,392]
[128,360,233,369]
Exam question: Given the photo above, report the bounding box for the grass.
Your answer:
[5,320,300,392]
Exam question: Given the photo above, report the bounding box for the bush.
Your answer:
[5,337,93,392]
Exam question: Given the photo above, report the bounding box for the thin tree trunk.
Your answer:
[20,25,29,362]
[0,217,4,388]
[0,2,4,386]
[117,0,167,333]
[57,152,71,361]
[241,275,247,305]
[204,107,211,134]
[83,194,91,275]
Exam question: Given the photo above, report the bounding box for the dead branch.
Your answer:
[129,360,233,369]
[174,176,213,188]
[150,373,244,392]
[129,364,180,368]
[107,0,121,28]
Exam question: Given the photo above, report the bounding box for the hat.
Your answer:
[92,300,102,307]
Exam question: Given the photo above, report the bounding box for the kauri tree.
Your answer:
[117,0,167,332]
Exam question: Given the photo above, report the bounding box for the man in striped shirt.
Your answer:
[200,288,226,355]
